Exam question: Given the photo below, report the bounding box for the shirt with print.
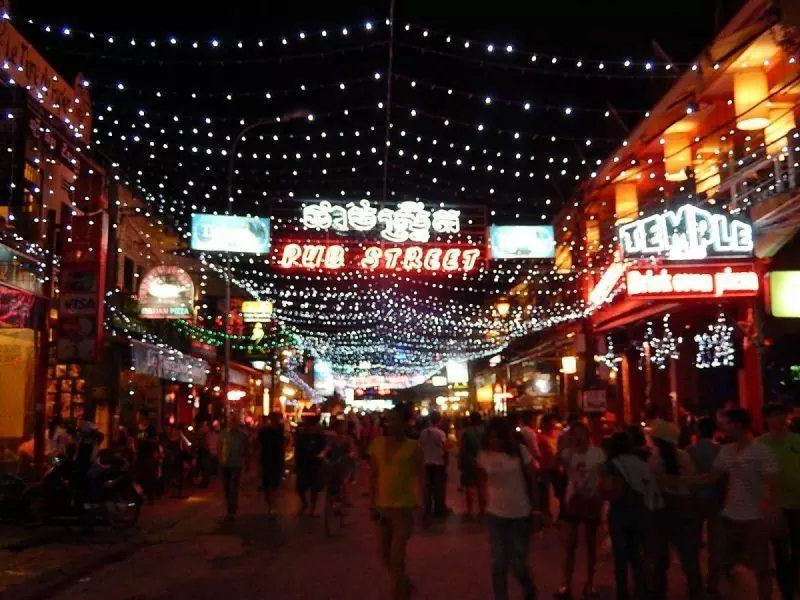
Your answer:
[477,445,533,519]
[713,439,779,521]
[760,432,800,510]
[562,447,606,504]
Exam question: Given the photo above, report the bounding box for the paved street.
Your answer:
[0,462,754,600]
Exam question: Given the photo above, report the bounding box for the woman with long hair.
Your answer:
[647,420,703,600]
[556,421,605,600]
[477,417,539,600]
[604,431,660,600]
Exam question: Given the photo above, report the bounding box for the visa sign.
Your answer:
[61,294,98,315]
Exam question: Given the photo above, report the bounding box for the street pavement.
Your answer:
[4,460,757,600]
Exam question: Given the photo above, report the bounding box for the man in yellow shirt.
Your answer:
[369,403,424,600]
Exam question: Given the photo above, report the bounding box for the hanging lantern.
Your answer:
[663,132,692,181]
[733,68,770,130]
[585,220,600,253]
[615,183,638,224]
[555,243,572,274]
[694,157,721,196]
[765,107,797,157]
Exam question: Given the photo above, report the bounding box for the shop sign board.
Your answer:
[626,265,759,300]
[241,300,274,323]
[57,214,108,363]
[130,341,208,385]
[618,204,753,261]
[190,214,271,254]
[277,243,482,273]
[581,389,607,413]
[769,271,800,318]
[138,265,194,319]
[302,199,461,243]
[0,282,35,328]
[488,225,555,259]
[0,18,93,139]
[190,340,218,362]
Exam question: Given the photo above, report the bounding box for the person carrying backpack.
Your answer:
[604,431,661,600]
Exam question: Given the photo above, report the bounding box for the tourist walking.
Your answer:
[258,412,285,518]
[761,403,800,600]
[369,404,424,600]
[459,412,486,518]
[686,416,723,593]
[217,413,250,521]
[647,419,703,600]
[519,410,541,463]
[556,421,605,599]
[419,412,448,524]
[697,408,780,600]
[537,414,560,519]
[477,417,539,600]
[294,414,327,517]
[604,431,659,600]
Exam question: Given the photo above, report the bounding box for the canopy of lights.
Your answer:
[12,8,698,382]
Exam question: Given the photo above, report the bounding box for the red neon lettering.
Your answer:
[301,245,326,269]
[461,248,482,271]
[279,244,302,268]
[402,246,424,271]
[324,245,346,269]
[442,249,461,271]
[423,248,443,271]
[360,246,382,269]
[383,248,402,269]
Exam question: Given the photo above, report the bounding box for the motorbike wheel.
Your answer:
[107,488,141,530]
[21,489,48,528]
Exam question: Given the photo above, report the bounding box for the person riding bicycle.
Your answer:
[321,418,356,504]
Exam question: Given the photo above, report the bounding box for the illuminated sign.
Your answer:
[430,375,448,387]
[190,214,270,254]
[277,243,482,273]
[139,266,195,319]
[241,300,274,323]
[769,271,800,318]
[626,265,759,300]
[314,360,335,397]
[588,261,626,306]
[618,204,753,260]
[446,360,469,385]
[488,225,555,259]
[301,200,461,243]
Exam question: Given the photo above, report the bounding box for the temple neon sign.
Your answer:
[277,243,482,273]
[618,204,753,260]
[626,266,759,299]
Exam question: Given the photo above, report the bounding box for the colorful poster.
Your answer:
[138,265,194,319]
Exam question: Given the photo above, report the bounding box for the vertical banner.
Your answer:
[57,213,108,362]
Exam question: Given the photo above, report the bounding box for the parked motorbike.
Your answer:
[21,451,144,530]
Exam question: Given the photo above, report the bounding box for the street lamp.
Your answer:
[223,109,310,412]
[494,296,511,318]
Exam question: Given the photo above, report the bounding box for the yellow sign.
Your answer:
[0,15,92,139]
[770,271,800,318]
[242,300,274,322]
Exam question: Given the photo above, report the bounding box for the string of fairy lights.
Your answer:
[9,8,789,382]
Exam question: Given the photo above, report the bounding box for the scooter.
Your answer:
[21,452,144,530]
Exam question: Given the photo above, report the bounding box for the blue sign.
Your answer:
[190,214,271,254]
[489,225,555,259]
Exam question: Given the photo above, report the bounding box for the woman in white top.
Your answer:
[557,421,605,600]
[477,417,538,600]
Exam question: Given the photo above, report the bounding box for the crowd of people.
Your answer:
[36,400,800,600]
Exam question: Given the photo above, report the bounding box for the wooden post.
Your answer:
[33,210,57,476]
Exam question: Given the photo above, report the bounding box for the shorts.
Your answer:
[460,464,479,488]
[719,517,770,576]
[262,464,283,490]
